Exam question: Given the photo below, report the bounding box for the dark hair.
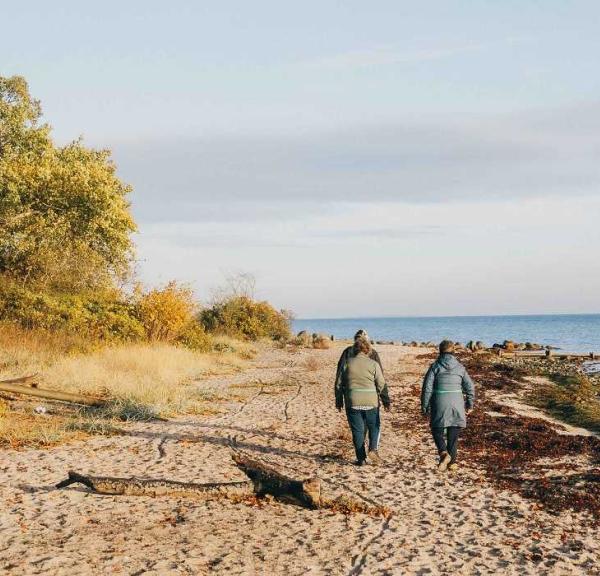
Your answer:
[353,337,371,355]
[439,340,455,354]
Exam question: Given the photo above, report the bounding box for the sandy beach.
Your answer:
[1,343,599,575]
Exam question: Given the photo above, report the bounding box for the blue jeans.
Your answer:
[345,407,380,462]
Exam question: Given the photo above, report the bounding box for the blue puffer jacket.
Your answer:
[421,354,475,428]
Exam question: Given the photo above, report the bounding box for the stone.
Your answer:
[503,340,515,351]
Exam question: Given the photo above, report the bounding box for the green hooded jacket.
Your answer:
[335,352,386,410]
[335,346,390,408]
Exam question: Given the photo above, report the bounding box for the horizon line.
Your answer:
[294,312,600,321]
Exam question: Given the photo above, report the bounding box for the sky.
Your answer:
[2,1,600,317]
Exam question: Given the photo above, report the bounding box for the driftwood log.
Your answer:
[0,379,105,407]
[56,454,321,509]
[231,452,321,508]
[56,471,254,500]
[55,455,391,517]
[0,374,38,385]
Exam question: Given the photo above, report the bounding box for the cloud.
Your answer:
[301,36,534,71]
[114,101,600,224]
[304,43,485,70]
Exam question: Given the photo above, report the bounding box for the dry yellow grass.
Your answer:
[302,354,322,372]
[0,323,254,446]
[0,412,80,449]
[0,322,90,380]
[41,343,245,418]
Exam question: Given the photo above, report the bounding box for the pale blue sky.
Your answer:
[3,1,599,316]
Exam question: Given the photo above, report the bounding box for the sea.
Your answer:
[292,314,600,354]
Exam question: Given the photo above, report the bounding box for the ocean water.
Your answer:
[292,314,600,353]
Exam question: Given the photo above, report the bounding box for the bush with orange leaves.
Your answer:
[136,282,211,350]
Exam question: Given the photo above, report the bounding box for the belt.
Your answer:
[433,389,462,394]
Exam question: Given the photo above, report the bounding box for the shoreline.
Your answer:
[292,314,600,355]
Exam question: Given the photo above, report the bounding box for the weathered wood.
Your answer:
[55,464,390,517]
[0,374,37,385]
[0,382,105,406]
[231,452,321,508]
[56,471,254,499]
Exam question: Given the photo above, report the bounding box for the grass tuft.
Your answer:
[531,373,600,434]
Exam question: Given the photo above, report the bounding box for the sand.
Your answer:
[1,344,599,575]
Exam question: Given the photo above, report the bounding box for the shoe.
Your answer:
[368,450,382,466]
[437,451,451,472]
[354,459,367,467]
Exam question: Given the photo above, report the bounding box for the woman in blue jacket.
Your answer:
[421,340,475,472]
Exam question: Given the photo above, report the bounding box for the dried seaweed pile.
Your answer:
[460,355,600,520]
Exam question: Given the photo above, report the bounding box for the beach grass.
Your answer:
[532,373,600,434]
[0,324,253,447]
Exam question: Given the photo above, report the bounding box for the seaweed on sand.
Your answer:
[459,355,600,521]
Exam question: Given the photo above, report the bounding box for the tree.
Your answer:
[0,75,136,291]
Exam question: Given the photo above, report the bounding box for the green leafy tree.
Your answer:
[0,75,136,291]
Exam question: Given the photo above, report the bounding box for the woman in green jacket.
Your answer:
[335,337,388,466]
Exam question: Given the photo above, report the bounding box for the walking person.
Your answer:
[335,330,390,461]
[335,336,389,466]
[421,340,475,472]
[336,329,384,377]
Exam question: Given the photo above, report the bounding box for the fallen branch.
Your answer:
[0,382,105,407]
[55,460,391,517]
[56,471,254,500]
[0,374,37,385]
[231,452,321,508]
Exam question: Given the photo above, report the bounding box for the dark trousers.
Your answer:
[432,427,461,463]
[346,407,380,462]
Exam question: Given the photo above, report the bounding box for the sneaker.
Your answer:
[437,451,451,472]
[354,459,367,467]
[368,450,382,466]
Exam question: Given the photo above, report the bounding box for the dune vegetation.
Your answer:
[0,75,291,447]
[532,373,600,434]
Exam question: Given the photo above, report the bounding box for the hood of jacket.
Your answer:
[437,353,460,370]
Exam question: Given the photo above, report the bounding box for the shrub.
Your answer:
[0,277,144,341]
[135,281,196,342]
[176,321,213,352]
[199,296,291,341]
[303,355,321,371]
[293,331,313,347]
[312,333,331,349]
